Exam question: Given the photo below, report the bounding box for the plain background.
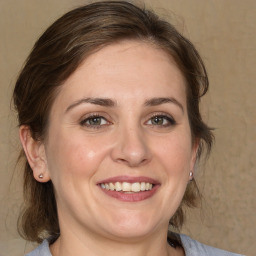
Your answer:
[0,0,255,255]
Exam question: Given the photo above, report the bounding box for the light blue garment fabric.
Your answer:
[26,240,49,256]
[179,234,244,256]
[25,234,244,256]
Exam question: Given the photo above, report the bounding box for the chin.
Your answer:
[102,211,164,240]
[106,226,154,241]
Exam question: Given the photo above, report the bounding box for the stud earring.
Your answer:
[38,173,44,179]
[189,171,193,180]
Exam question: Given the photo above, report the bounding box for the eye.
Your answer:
[80,114,110,128]
[146,114,176,127]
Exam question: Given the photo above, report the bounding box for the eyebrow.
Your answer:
[144,97,184,112]
[65,97,116,112]
[65,96,184,113]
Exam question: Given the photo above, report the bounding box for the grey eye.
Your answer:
[151,116,165,125]
[146,115,175,126]
[81,116,108,127]
[87,117,104,125]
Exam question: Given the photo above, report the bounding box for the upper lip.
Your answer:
[97,176,160,185]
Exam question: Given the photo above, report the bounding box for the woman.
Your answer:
[13,1,243,256]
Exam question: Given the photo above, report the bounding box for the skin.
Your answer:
[20,40,198,256]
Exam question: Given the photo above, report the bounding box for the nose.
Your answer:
[110,126,152,168]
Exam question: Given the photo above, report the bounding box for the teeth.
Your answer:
[140,182,146,191]
[131,182,140,192]
[122,182,131,192]
[115,182,122,191]
[109,182,115,191]
[100,181,154,193]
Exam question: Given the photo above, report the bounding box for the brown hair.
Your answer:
[13,0,213,243]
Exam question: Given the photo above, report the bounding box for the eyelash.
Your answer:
[79,113,176,129]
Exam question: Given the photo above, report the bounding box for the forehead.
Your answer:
[53,40,187,108]
[81,40,182,76]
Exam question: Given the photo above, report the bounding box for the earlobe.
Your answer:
[19,125,50,183]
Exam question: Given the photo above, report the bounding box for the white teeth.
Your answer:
[122,182,131,192]
[131,182,140,192]
[115,182,122,191]
[100,182,154,192]
[109,182,115,191]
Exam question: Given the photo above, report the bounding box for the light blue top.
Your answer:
[26,234,244,256]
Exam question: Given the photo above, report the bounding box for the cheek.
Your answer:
[155,133,193,172]
[46,132,110,182]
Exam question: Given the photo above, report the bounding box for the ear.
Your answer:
[19,125,50,183]
[189,138,200,171]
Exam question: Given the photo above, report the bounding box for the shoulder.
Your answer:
[25,240,52,256]
[179,234,245,256]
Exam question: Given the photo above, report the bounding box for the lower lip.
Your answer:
[99,185,160,202]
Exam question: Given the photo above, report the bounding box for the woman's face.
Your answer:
[43,40,197,241]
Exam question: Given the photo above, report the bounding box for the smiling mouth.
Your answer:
[100,182,154,193]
